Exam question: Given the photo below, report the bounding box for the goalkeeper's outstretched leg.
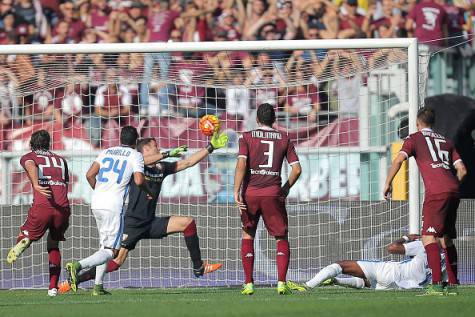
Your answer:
[60,216,222,293]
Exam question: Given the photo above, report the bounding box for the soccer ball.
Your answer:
[199,115,220,136]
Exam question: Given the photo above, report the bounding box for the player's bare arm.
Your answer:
[24,160,52,198]
[383,152,407,199]
[233,157,247,212]
[454,160,467,183]
[387,235,420,255]
[175,148,210,172]
[86,162,100,190]
[281,162,302,197]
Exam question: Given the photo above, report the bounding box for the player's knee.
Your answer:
[242,229,256,239]
[183,217,194,229]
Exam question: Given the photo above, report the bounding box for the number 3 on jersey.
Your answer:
[259,140,274,168]
[97,157,128,184]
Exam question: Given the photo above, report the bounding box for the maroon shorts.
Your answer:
[241,195,288,237]
[20,205,70,241]
[422,193,459,238]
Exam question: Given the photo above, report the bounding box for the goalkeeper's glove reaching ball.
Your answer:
[162,145,188,158]
[207,131,228,153]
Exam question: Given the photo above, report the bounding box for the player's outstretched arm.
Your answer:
[281,162,302,197]
[144,145,189,165]
[86,162,100,190]
[175,132,228,172]
[24,160,52,198]
[383,152,407,200]
[143,152,166,166]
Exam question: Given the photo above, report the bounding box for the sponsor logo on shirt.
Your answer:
[430,162,450,169]
[426,226,437,233]
[39,179,67,186]
[250,169,279,176]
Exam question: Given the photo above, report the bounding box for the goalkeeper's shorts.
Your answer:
[121,216,170,250]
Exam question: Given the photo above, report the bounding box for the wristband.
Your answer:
[206,143,215,154]
[402,235,409,242]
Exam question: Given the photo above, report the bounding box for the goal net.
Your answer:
[0,39,433,289]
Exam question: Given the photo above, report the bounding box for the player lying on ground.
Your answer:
[60,132,228,294]
[7,130,71,297]
[383,107,467,296]
[234,103,302,295]
[66,126,154,296]
[287,235,444,292]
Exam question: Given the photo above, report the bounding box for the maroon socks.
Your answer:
[276,240,290,282]
[241,239,254,284]
[47,248,61,290]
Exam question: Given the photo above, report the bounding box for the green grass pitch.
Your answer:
[1,286,475,317]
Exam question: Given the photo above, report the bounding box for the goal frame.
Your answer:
[0,38,420,234]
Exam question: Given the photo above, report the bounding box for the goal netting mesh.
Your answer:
[0,43,454,289]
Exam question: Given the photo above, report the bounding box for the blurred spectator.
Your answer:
[57,83,84,126]
[0,12,15,44]
[439,0,471,46]
[58,1,86,43]
[115,1,146,40]
[225,71,250,121]
[284,78,319,122]
[0,0,14,29]
[87,0,113,34]
[0,63,17,125]
[338,0,366,39]
[140,0,180,115]
[300,0,339,40]
[47,20,73,43]
[315,50,363,117]
[170,52,207,117]
[243,0,267,40]
[406,0,447,47]
[24,70,61,125]
[86,69,132,146]
[216,8,242,41]
[363,0,402,38]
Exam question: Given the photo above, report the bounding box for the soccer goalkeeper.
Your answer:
[62,132,228,294]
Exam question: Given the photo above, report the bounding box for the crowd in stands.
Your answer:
[0,0,474,147]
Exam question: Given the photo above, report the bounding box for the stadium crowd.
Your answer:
[0,0,474,147]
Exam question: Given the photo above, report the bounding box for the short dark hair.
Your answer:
[257,103,276,127]
[136,138,155,153]
[30,130,51,151]
[417,107,435,127]
[120,126,139,147]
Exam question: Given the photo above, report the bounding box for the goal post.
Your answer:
[0,38,422,289]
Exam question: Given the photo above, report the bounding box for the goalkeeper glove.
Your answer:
[206,132,228,153]
[162,145,188,158]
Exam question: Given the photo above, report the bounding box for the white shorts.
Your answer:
[92,209,123,249]
[357,260,398,290]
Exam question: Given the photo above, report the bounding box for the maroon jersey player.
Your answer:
[234,103,302,295]
[384,107,467,295]
[7,130,71,297]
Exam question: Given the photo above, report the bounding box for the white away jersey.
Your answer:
[394,241,431,289]
[91,146,144,212]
